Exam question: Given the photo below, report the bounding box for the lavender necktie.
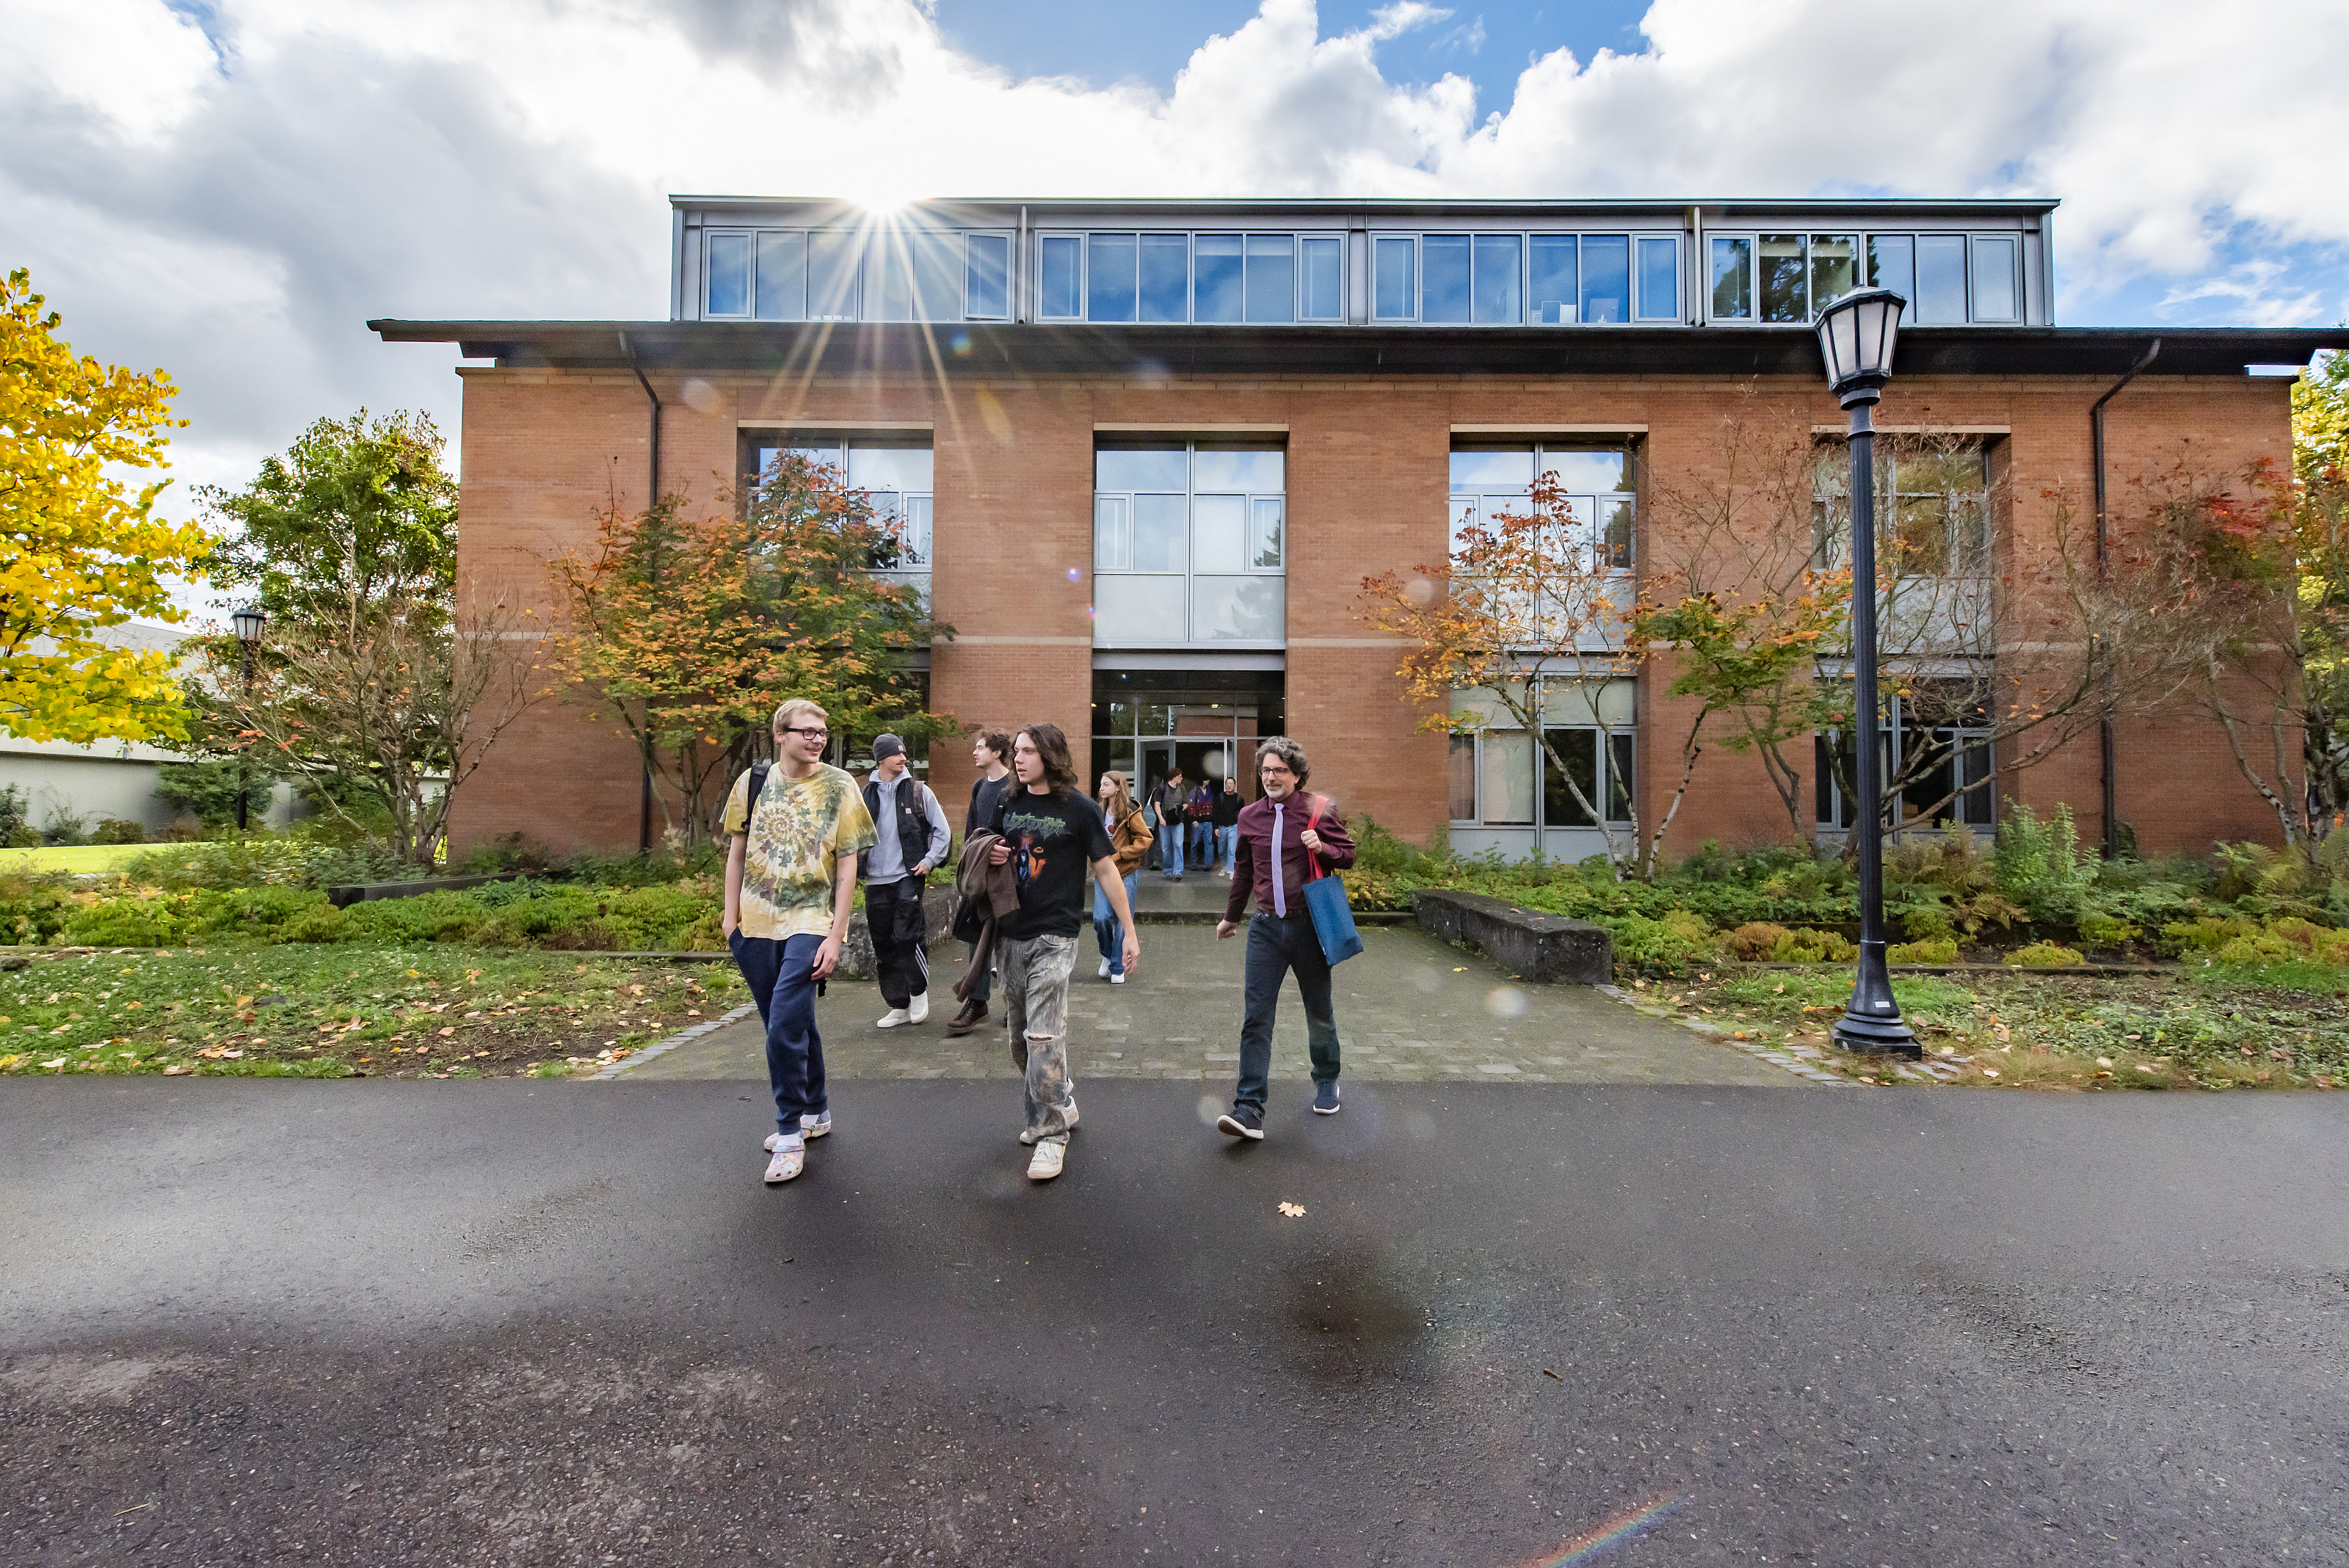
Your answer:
[1271,801,1286,917]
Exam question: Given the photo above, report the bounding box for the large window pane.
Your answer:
[1252,498,1284,568]
[1971,236,2018,321]
[1480,730,1535,824]
[1244,233,1294,323]
[847,445,932,493]
[1139,233,1188,322]
[1759,233,1807,322]
[900,495,932,566]
[1580,234,1629,324]
[1087,233,1138,322]
[1809,233,1859,311]
[1451,447,1536,489]
[1543,728,1600,827]
[706,233,750,316]
[1097,448,1187,490]
[1541,449,1628,492]
[966,233,1009,319]
[1916,235,1968,323]
[1636,236,1678,319]
[1191,494,1248,573]
[1094,576,1186,645]
[1191,576,1284,642]
[1866,234,1915,322]
[1094,495,1130,571]
[1598,498,1634,570]
[1039,236,1082,319]
[1421,234,1470,323]
[807,231,861,320]
[1195,234,1244,322]
[1131,493,1188,573]
[1301,236,1343,320]
[1710,236,1751,319]
[1373,236,1415,319]
[1449,736,1478,821]
[1472,233,1522,324]
[1529,235,1576,324]
[1608,732,1635,822]
[754,232,805,321]
[913,231,962,320]
[1191,447,1282,490]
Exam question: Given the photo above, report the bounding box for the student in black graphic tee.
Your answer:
[992,786,1115,938]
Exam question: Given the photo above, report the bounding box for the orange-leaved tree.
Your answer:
[551,455,954,848]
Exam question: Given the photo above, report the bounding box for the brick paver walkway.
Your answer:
[620,922,1798,1087]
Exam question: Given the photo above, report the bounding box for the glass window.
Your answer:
[1373,236,1415,319]
[1132,493,1188,573]
[1866,234,1915,322]
[1710,236,1751,319]
[1915,235,1968,324]
[1252,498,1284,567]
[1088,233,1138,322]
[1473,234,1522,324]
[1543,729,1600,827]
[966,233,1009,319]
[1191,576,1283,642]
[1039,236,1082,319]
[1194,234,1244,323]
[1608,732,1635,822]
[1301,237,1343,320]
[1094,496,1130,571]
[1192,447,1283,490]
[807,231,861,321]
[880,231,960,322]
[1097,447,1188,490]
[1192,493,1249,573]
[754,232,805,321]
[1598,498,1634,570]
[1450,448,1537,489]
[1636,236,1678,320]
[1809,233,1859,311]
[1529,235,1576,324]
[899,495,933,567]
[1542,449,1629,492]
[1421,234,1471,323]
[1759,233,1807,322]
[1094,576,1186,645]
[1972,236,2018,322]
[1580,234,1629,324]
[1244,234,1294,324]
[1139,233,1188,322]
[706,233,750,316]
[1480,730,1536,824]
[1449,735,1478,821]
[847,444,932,493]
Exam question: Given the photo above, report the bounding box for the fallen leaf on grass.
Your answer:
[1981,1068,2000,1078]
[1277,1201,1306,1218]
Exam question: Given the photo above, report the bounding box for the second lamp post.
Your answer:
[1813,287,1920,1058]
[231,603,266,832]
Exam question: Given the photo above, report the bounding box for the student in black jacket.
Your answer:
[948,729,1014,1037]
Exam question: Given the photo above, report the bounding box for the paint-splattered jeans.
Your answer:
[1003,932,1079,1146]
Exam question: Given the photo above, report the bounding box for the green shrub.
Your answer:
[1995,804,2098,926]
[121,833,407,892]
[40,808,91,847]
[1887,937,1961,964]
[92,819,148,845]
[2078,912,2140,947]
[4,826,41,849]
[1608,909,1717,976]
[59,894,195,947]
[1724,921,1792,961]
[2005,942,2087,968]
[1774,926,1856,963]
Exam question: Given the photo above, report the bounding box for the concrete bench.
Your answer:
[1411,889,1613,984]
[326,874,520,908]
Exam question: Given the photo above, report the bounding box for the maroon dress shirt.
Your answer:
[1223,793,1357,923]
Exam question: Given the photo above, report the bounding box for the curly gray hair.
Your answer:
[1254,735,1310,788]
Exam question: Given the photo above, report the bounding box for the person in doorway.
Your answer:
[1094,770,1150,984]
[860,733,951,1028]
[1186,777,1216,871]
[948,730,1015,1038]
[723,698,877,1185]
[1155,767,1189,880]
[1140,774,1164,872]
[1214,736,1355,1140]
[1212,773,1243,876]
[989,724,1141,1181]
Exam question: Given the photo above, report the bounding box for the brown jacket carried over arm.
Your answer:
[1108,807,1152,877]
[952,830,1021,1003]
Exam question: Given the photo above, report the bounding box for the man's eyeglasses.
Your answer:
[780,726,829,739]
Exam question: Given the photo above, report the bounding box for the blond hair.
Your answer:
[773,697,829,733]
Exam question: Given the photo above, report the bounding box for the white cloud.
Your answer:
[3,0,2342,511]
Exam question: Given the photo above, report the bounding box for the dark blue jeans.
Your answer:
[1235,910,1340,1114]
[730,930,827,1136]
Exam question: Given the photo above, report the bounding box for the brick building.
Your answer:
[374,197,2343,862]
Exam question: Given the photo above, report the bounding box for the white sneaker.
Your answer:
[1110,972,1126,984]
[1098,958,1111,979]
[876,1007,911,1028]
[1026,1140,1066,1180]
[908,992,929,1024]
[1019,1097,1079,1145]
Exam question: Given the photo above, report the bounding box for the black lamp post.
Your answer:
[230,604,266,832]
[1813,288,1920,1058]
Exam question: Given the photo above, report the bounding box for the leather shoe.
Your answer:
[945,1000,987,1037]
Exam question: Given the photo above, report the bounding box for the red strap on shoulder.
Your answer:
[1303,794,1326,882]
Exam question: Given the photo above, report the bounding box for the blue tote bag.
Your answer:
[1300,796,1365,967]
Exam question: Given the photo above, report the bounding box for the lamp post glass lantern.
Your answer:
[1813,288,1920,1058]
[232,605,265,832]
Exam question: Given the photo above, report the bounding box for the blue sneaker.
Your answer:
[1312,1081,1340,1115]
[1216,1104,1265,1141]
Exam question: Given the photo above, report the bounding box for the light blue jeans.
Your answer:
[1092,871,1139,976]
[1214,824,1237,875]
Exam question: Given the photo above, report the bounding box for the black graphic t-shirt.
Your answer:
[992,786,1115,939]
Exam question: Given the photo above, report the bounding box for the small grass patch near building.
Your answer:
[0,946,746,1081]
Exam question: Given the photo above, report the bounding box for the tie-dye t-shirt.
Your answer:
[721,763,878,940]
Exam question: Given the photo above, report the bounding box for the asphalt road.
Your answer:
[4,1078,2347,1566]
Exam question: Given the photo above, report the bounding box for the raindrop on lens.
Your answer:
[1486,987,1528,1019]
[951,332,971,356]
[1196,1094,1224,1127]
[1066,567,1083,584]
[1404,573,1438,609]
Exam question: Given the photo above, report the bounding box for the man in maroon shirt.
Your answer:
[1214,736,1356,1139]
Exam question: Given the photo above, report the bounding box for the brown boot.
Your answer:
[945,999,987,1037]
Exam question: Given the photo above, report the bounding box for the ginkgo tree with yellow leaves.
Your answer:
[0,266,211,743]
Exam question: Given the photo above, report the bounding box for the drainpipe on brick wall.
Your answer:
[2091,338,2161,858]
[620,331,663,854]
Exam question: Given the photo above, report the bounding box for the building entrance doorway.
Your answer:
[1092,667,1283,870]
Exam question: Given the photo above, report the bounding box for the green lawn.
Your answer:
[0,843,194,874]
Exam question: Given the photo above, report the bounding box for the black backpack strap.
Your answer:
[749,761,771,813]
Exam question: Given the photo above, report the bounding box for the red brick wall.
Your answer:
[446,363,2295,862]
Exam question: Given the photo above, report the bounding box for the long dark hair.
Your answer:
[1018,722,1082,799]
